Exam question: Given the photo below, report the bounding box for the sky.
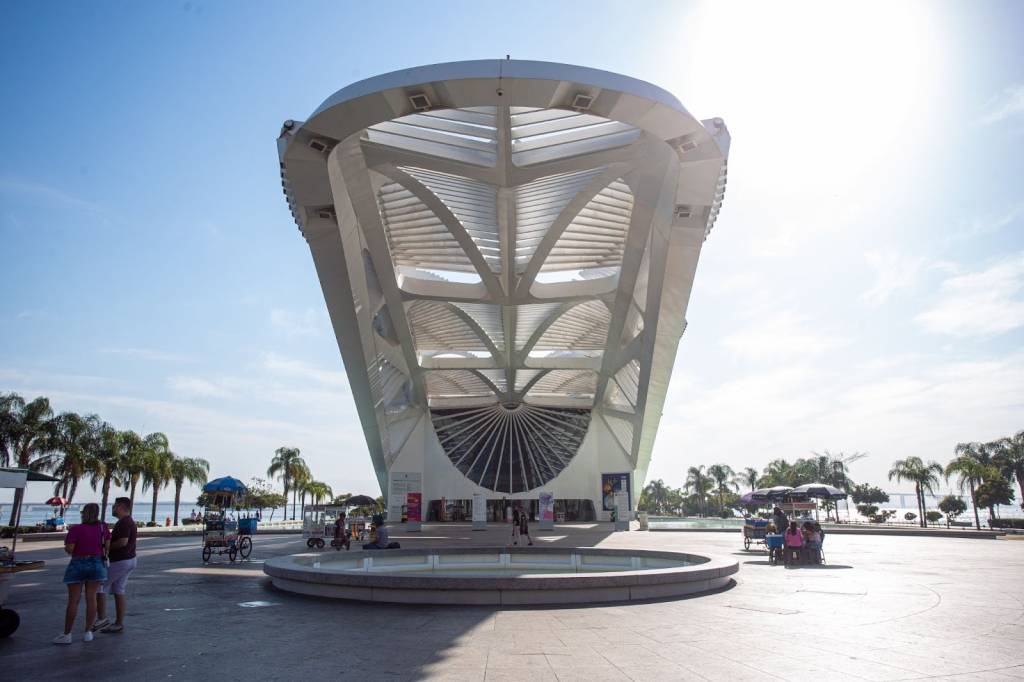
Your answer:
[2,1,1023,505]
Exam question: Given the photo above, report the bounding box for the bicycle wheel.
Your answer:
[315,538,325,549]
[239,536,252,559]
[306,538,315,548]
[229,547,238,562]
[743,536,751,550]
[202,545,212,563]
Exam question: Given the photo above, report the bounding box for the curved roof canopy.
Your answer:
[279,60,729,493]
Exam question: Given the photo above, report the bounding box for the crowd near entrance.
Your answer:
[425,498,596,522]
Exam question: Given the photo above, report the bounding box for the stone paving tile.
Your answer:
[4,526,1024,681]
[552,665,634,681]
[485,667,559,681]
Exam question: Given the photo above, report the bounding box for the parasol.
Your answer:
[791,483,847,500]
[202,476,248,495]
[752,485,796,500]
[45,496,69,506]
[738,491,769,506]
[340,495,378,508]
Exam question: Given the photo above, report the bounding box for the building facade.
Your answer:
[277,60,729,522]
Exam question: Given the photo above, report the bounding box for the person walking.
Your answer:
[332,510,350,550]
[55,502,109,644]
[518,507,533,546]
[510,507,521,545]
[93,497,137,634]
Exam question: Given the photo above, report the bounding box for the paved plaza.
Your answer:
[2,524,1023,681]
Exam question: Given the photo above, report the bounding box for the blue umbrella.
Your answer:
[203,476,248,495]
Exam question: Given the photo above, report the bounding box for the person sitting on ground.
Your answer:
[802,521,822,564]
[783,521,804,566]
[362,517,394,550]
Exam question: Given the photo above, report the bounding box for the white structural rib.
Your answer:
[278,60,730,495]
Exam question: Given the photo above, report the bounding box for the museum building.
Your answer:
[277,60,729,522]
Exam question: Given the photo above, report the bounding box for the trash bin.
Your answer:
[638,512,649,531]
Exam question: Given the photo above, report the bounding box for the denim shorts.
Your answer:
[63,556,108,584]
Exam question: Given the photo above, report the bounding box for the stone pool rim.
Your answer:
[263,546,738,604]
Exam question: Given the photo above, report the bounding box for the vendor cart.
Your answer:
[742,517,770,551]
[1,467,58,637]
[201,476,252,563]
[302,505,351,549]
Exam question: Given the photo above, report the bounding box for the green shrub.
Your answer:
[904,512,917,522]
[988,518,1024,529]
[925,511,943,523]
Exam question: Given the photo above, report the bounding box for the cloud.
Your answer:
[262,353,346,388]
[651,352,1024,491]
[1,367,376,499]
[269,308,326,337]
[915,253,1024,337]
[98,347,192,363]
[167,376,233,399]
[722,310,845,362]
[0,177,106,215]
[860,250,924,305]
[979,84,1024,126]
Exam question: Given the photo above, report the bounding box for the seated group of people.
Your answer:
[766,518,824,566]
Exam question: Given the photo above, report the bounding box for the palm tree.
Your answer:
[306,481,334,506]
[169,456,209,526]
[118,430,148,509]
[945,454,989,531]
[888,457,943,528]
[141,445,174,525]
[89,423,123,522]
[956,441,1003,520]
[707,464,737,515]
[0,394,58,525]
[39,412,99,508]
[685,465,712,517]
[294,464,313,519]
[641,479,670,515]
[991,431,1024,505]
[739,467,760,491]
[267,447,306,520]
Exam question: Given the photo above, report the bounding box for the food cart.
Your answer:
[201,476,253,563]
[303,505,350,549]
[1,467,58,637]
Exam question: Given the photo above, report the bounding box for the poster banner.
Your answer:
[406,492,422,523]
[601,473,631,512]
[472,493,486,530]
[538,492,554,522]
[390,472,422,530]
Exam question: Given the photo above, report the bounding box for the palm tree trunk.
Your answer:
[68,478,79,505]
[291,487,296,520]
[129,478,138,511]
[173,483,182,526]
[917,484,925,528]
[100,474,112,523]
[969,480,980,530]
[151,484,159,525]
[8,488,24,526]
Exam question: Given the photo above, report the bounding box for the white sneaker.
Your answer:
[53,633,72,645]
[84,630,94,642]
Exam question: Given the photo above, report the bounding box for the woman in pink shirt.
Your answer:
[783,521,804,566]
[55,502,109,645]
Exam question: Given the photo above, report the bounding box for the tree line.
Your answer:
[640,433,1023,530]
[1,392,209,526]
[263,446,384,520]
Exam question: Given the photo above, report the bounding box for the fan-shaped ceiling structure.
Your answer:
[278,60,729,502]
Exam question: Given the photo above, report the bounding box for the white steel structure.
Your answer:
[278,60,729,520]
